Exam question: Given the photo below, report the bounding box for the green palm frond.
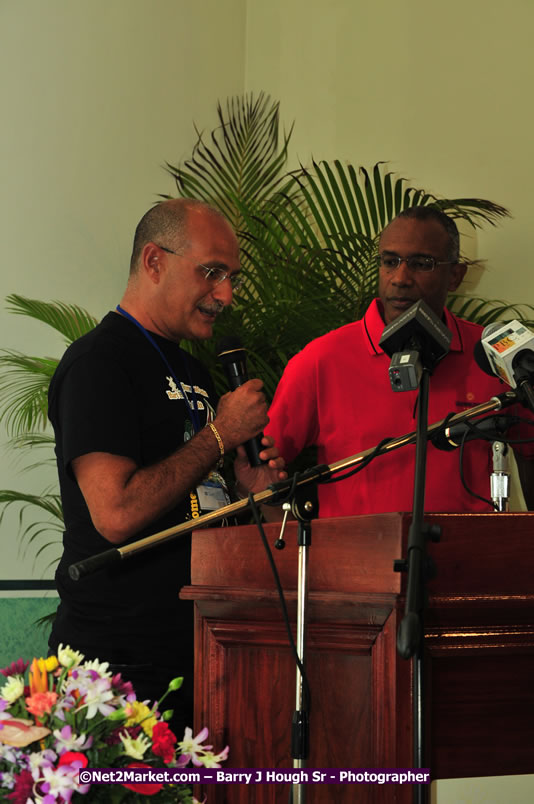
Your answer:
[0,489,63,522]
[0,296,97,564]
[3,433,57,474]
[0,353,58,436]
[447,294,534,327]
[0,296,97,437]
[8,433,56,450]
[163,92,296,235]
[5,294,98,345]
[0,489,63,565]
[284,160,509,241]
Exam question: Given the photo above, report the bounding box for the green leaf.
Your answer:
[5,294,98,345]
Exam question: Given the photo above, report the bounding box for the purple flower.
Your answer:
[111,672,135,701]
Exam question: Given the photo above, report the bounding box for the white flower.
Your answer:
[39,763,78,800]
[0,744,18,763]
[178,726,212,766]
[28,748,56,780]
[53,724,92,754]
[75,676,115,720]
[119,730,151,760]
[1,770,15,789]
[56,644,84,669]
[82,657,112,678]
[0,675,24,704]
[198,746,230,768]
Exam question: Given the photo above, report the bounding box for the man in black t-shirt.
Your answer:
[48,199,286,735]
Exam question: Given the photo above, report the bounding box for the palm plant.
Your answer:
[163,93,513,398]
[1,91,529,564]
[0,295,97,564]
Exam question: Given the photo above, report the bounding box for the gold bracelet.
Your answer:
[207,422,225,458]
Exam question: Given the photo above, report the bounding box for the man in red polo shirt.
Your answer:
[265,206,533,515]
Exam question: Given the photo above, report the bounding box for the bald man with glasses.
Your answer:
[48,198,286,736]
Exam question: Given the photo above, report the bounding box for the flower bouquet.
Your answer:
[0,646,228,803]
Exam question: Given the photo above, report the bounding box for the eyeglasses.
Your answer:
[378,253,454,273]
[157,245,244,291]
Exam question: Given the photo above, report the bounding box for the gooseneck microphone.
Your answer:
[216,336,266,467]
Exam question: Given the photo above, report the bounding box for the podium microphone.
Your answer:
[379,299,452,391]
[474,320,534,412]
[217,336,266,467]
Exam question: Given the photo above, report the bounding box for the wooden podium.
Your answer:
[180,513,534,803]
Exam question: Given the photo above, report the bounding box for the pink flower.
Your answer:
[25,691,58,719]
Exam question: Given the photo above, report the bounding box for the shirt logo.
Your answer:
[165,376,210,410]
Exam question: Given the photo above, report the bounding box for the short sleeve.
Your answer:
[266,347,320,464]
[51,352,142,474]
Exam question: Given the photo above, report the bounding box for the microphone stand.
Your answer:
[66,388,520,797]
[394,366,437,804]
[68,389,519,582]
[289,489,318,804]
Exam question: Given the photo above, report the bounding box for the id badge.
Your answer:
[196,473,230,513]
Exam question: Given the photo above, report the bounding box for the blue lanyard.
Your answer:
[116,305,202,433]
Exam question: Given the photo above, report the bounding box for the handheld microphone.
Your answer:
[431,414,519,451]
[474,320,534,411]
[216,336,266,467]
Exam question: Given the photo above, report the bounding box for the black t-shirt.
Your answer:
[48,312,221,665]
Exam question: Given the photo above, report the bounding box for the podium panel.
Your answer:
[180,512,534,803]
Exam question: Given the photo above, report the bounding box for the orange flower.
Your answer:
[29,658,48,695]
[25,691,58,719]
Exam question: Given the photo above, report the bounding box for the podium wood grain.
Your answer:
[180,512,534,803]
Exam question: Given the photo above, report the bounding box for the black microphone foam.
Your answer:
[379,300,452,369]
[431,414,519,451]
[216,336,265,467]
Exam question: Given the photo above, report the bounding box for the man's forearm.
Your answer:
[73,423,225,544]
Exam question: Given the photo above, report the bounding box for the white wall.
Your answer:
[0,0,246,579]
[245,0,534,303]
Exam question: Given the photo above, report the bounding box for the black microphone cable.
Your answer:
[246,491,312,715]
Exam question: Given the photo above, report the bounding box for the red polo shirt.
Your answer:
[266,299,527,515]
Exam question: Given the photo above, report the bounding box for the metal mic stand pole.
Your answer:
[395,367,438,804]
[288,488,318,804]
